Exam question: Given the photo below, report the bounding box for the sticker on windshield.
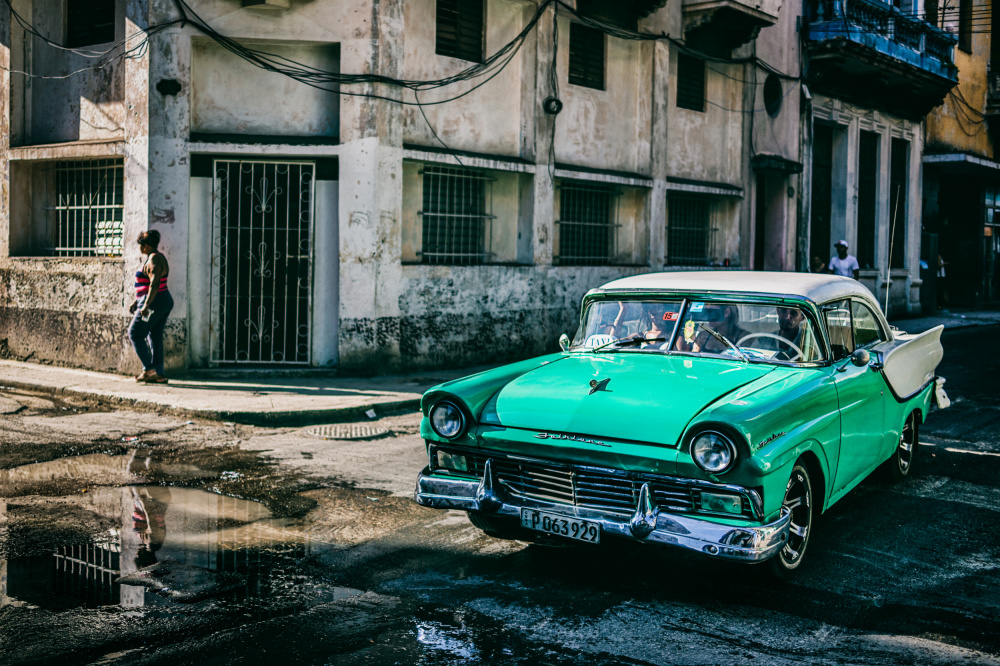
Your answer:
[690,303,705,313]
[663,311,678,321]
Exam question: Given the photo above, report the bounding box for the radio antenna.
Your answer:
[885,185,902,317]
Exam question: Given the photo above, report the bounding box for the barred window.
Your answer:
[420,165,494,265]
[49,159,125,257]
[666,195,712,266]
[436,0,485,63]
[568,23,605,90]
[676,54,706,112]
[67,0,116,48]
[555,182,619,266]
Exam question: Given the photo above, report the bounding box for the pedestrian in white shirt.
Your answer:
[828,240,860,279]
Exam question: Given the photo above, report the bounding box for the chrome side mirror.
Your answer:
[558,334,570,352]
[850,348,870,367]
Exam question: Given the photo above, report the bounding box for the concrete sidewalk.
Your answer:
[0,360,485,426]
[1,309,995,426]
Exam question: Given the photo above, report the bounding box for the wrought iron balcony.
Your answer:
[806,0,958,120]
[682,0,782,53]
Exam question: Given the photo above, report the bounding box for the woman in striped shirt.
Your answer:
[128,230,173,383]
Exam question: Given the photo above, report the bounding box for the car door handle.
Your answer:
[869,362,884,372]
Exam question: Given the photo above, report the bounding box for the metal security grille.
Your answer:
[52,543,121,607]
[435,0,484,62]
[47,159,124,257]
[420,165,494,265]
[211,160,314,365]
[569,22,605,90]
[676,54,706,112]
[555,182,620,266]
[666,195,713,266]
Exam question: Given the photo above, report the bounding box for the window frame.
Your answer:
[851,299,889,349]
[418,164,495,266]
[554,180,621,266]
[666,194,713,267]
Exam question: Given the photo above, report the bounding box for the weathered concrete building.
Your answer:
[923,0,1000,308]
[0,0,958,375]
[801,0,959,317]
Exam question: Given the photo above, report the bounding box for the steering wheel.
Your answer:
[737,333,804,362]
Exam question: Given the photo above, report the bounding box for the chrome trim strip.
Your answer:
[415,468,790,563]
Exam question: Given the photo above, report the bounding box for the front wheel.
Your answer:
[883,412,919,483]
[767,462,814,578]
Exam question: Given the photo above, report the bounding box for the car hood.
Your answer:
[492,353,776,447]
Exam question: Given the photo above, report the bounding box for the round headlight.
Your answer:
[429,401,465,439]
[691,431,736,474]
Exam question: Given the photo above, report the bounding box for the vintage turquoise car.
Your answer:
[414,272,949,574]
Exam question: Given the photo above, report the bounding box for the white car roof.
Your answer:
[595,271,881,309]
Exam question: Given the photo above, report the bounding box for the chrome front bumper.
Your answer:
[414,461,790,563]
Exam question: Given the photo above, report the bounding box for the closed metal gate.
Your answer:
[211,160,314,365]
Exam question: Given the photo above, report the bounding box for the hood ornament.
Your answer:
[588,378,611,395]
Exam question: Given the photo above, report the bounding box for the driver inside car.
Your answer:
[753,307,813,360]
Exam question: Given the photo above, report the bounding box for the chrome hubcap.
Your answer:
[781,471,810,564]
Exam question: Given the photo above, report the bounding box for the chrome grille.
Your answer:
[431,447,754,519]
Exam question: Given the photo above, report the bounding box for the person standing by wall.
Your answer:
[828,240,860,279]
[128,231,173,383]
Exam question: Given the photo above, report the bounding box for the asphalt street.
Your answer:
[0,326,998,665]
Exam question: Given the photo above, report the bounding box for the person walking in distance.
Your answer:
[828,240,860,279]
[128,230,173,383]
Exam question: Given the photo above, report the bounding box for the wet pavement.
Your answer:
[1,326,999,665]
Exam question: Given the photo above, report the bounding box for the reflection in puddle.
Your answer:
[0,487,354,611]
[0,450,213,493]
[416,621,481,660]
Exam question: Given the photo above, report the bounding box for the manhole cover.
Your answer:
[305,424,391,441]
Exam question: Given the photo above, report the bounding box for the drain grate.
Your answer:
[305,424,391,441]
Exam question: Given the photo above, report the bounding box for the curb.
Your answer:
[0,378,422,427]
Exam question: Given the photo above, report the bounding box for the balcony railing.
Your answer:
[808,0,957,80]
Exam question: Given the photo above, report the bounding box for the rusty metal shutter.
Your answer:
[676,54,706,112]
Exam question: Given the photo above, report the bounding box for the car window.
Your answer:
[823,299,854,361]
[675,302,824,363]
[573,300,683,349]
[851,301,885,348]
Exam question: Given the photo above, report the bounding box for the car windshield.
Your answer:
[571,299,825,364]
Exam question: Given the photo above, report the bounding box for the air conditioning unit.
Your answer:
[242,0,290,9]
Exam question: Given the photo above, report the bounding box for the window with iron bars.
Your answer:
[666,195,714,266]
[555,181,620,266]
[419,165,494,265]
[47,158,125,257]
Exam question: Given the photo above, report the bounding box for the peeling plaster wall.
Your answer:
[397,264,648,371]
[554,23,653,175]
[926,16,991,157]
[401,0,529,157]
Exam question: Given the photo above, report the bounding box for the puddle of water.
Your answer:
[0,450,213,494]
[1,486,357,611]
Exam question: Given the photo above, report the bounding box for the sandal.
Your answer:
[149,375,169,384]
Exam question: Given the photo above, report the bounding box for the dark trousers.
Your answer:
[128,291,174,375]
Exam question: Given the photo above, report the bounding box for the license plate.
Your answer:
[520,509,600,544]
